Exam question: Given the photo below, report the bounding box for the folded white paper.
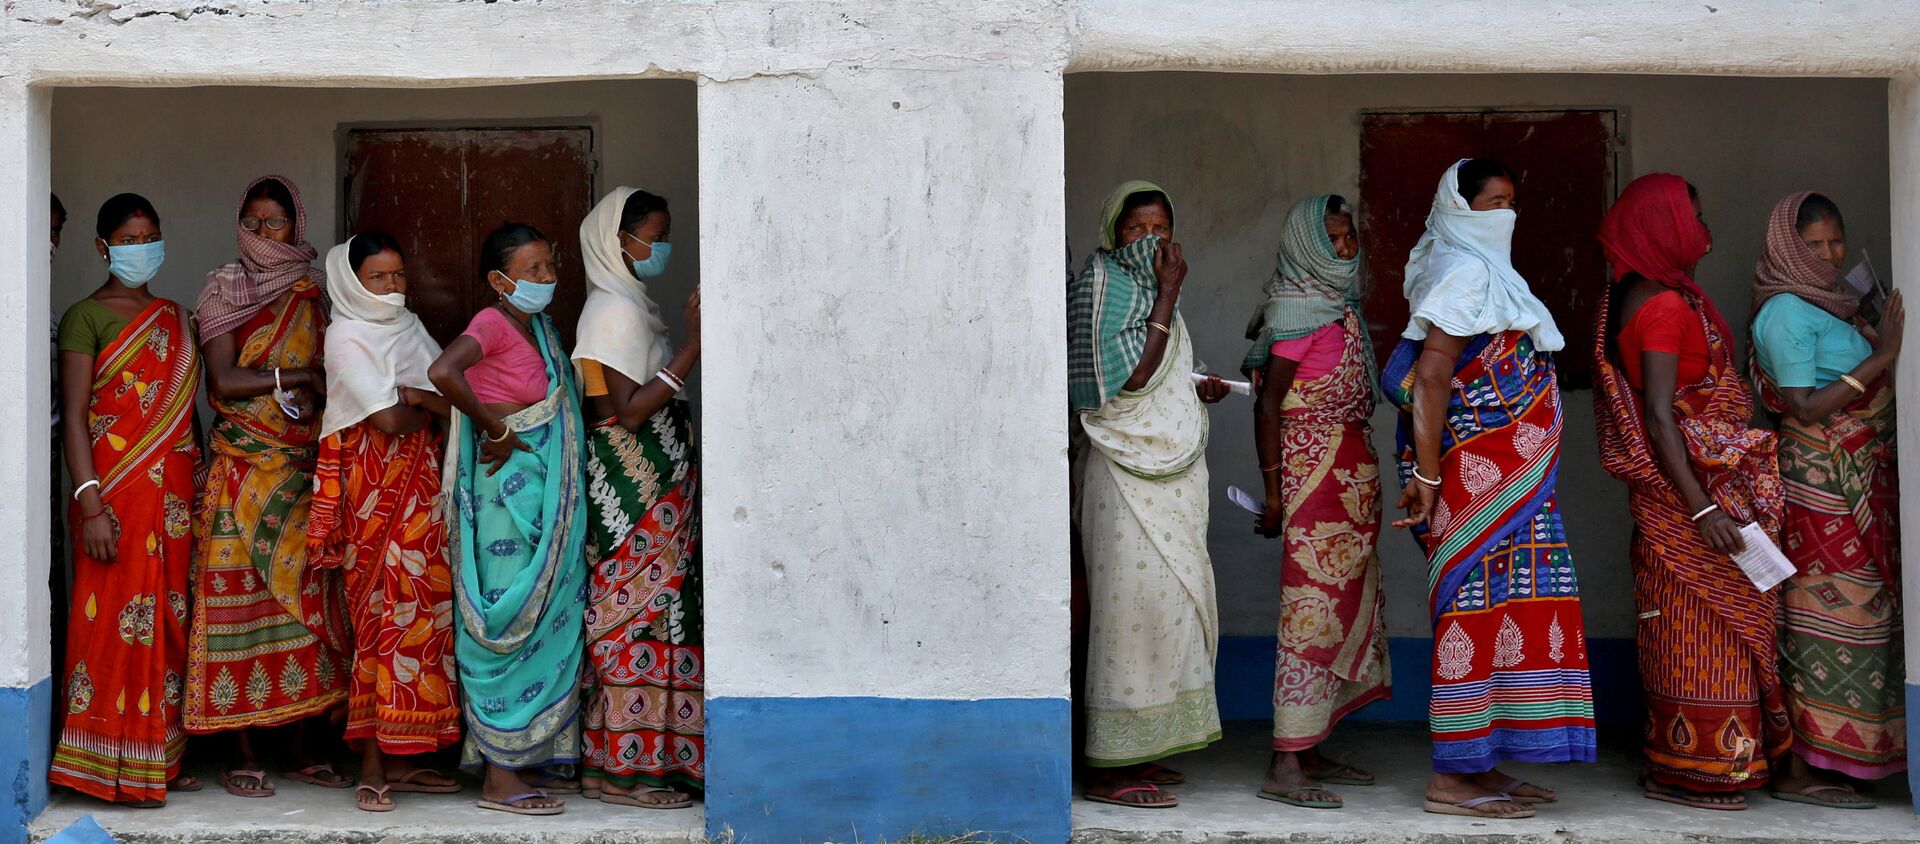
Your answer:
[1227,485,1264,516]
[1191,371,1253,396]
[1732,521,1796,592]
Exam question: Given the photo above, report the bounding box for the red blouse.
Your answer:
[1617,289,1709,390]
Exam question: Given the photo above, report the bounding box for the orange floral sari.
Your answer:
[186,282,351,731]
[49,299,200,803]
[309,422,461,754]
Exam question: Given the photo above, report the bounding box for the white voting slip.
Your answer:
[1227,485,1264,516]
[1732,521,1796,592]
[1190,371,1252,396]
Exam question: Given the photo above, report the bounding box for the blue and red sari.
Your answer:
[1383,330,1598,772]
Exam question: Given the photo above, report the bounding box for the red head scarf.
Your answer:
[1597,172,1727,339]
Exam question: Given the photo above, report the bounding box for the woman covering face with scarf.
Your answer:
[1241,194,1389,810]
[1749,192,1905,808]
[1067,181,1223,809]
[186,175,353,798]
[1593,173,1785,811]
[1384,159,1595,820]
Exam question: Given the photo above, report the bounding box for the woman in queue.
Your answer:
[307,232,463,812]
[1385,158,1596,820]
[47,193,202,806]
[187,175,352,797]
[429,223,589,816]
[1593,173,1785,810]
[1244,194,1390,809]
[1068,180,1228,809]
[1749,192,1905,807]
[573,188,705,809]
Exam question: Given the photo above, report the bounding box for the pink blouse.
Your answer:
[1269,320,1344,382]
[460,307,550,406]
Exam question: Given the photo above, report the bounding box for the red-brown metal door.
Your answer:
[1359,110,1615,388]
[342,127,596,347]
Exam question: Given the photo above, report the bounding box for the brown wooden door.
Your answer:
[342,127,596,347]
[1359,110,1615,388]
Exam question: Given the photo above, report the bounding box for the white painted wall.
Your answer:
[1066,72,1891,639]
[700,67,1070,700]
[0,82,55,689]
[50,82,701,345]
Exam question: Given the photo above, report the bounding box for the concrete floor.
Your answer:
[30,772,706,843]
[29,723,1920,843]
[1072,722,1920,844]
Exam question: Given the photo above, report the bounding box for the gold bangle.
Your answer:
[1839,374,1868,394]
[1148,321,1171,335]
[1260,460,1283,473]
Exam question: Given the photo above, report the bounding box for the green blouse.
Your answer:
[56,299,131,358]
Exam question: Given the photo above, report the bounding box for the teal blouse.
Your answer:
[1751,293,1871,389]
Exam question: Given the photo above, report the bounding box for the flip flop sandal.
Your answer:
[1085,782,1178,808]
[600,787,694,810]
[355,784,396,813]
[385,768,462,794]
[1423,795,1536,819]
[127,799,166,809]
[1771,785,1876,810]
[1137,763,1185,785]
[169,775,205,793]
[1493,777,1556,804]
[1643,784,1747,811]
[1258,787,1342,809]
[1307,763,1375,787]
[219,769,275,799]
[478,790,565,816]
[285,763,353,789]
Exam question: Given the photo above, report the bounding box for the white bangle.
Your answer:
[273,366,284,394]
[656,368,685,393]
[71,479,99,501]
[1411,468,1442,489]
[1690,504,1720,523]
[486,423,514,443]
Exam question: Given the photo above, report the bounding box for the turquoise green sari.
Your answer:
[444,313,588,771]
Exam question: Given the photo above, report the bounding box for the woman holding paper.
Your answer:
[1067,181,1226,808]
[1749,192,1905,806]
[306,232,463,812]
[1243,194,1389,809]
[187,175,354,797]
[1384,158,1596,820]
[1592,173,1786,810]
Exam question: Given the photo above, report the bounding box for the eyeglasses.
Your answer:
[240,216,291,232]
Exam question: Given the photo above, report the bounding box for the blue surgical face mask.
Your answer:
[628,239,672,280]
[103,240,165,288]
[497,272,555,314]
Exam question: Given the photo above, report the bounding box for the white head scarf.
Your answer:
[1400,159,1563,351]
[318,238,444,438]
[573,186,672,382]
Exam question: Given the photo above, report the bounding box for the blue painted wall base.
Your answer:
[1908,683,1919,814]
[1216,635,1643,725]
[0,678,52,844]
[707,696,1069,843]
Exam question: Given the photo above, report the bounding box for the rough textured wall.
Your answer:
[1066,72,1891,639]
[700,67,1070,700]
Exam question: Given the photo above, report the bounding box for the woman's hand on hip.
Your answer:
[479,426,533,475]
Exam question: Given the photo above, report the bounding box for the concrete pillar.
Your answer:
[0,78,56,841]
[1890,72,1920,813]
[697,66,1070,843]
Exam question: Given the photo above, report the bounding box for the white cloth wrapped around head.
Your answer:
[572,186,673,383]
[1400,159,1563,351]
[317,236,444,438]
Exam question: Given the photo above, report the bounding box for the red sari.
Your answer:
[49,300,201,803]
[308,422,461,755]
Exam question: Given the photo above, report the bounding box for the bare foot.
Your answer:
[1427,771,1530,817]
[1262,750,1340,806]
[1472,768,1554,802]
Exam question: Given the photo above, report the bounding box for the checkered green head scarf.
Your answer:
[1069,181,1173,413]
[1242,194,1364,372]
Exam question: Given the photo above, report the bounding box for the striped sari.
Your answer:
[445,313,588,771]
[1753,362,1904,778]
[1383,330,1597,772]
[308,422,462,755]
[49,300,200,803]
[582,399,704,792]
[1594,289,1788,791]
[186,282,351,732]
